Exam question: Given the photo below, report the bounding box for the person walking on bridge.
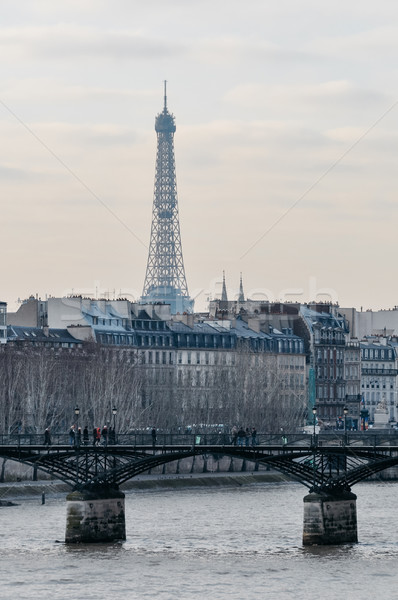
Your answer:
[69,426,75,447]
[83,426,89,445]
[44,428,51,447]
[245,428,250,446]
[237,427,246,447]
[251,427,257,446]
[231,425,238,446]
[102,426,108,446]
[109,426,115,444]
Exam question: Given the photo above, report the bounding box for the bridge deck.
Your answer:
[1,442,398,493]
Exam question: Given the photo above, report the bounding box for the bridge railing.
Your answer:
[1,431,398,447]
[0,432,313,447]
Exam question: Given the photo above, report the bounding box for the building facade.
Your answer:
[360,339,398,423]
[209,297,355,427]
[343,340,361,429]
[3,295,307,432]
[339,306,398,339]
[0,302,6,344]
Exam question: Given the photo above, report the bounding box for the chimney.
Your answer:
[247,318,260,333]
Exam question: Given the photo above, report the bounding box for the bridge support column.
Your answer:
[65,486,126,544]
[303,490,357,545]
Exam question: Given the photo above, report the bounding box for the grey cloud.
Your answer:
[77,128,141,146]
[0,26,187,60]
[308,26,398,60]
[225,81,388,112]
[193,37,316,66]
[0,164,39,181]
[24,121,150,148]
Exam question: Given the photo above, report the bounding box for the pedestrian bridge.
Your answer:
[1,437,398,492]
[1,432,398,545]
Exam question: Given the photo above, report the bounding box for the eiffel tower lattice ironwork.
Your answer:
[141,82,193,314]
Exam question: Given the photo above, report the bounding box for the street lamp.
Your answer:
[312,406,317,440]
[312,405,317,491]
[343,406,348,431]
[74,406,80,446]
[112,406,117,443]
[343,406,349,446]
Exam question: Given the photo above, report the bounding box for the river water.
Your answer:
[0,480,397,600]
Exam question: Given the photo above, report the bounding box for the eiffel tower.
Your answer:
[141,82,193,314]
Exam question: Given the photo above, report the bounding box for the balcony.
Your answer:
[362,368,397,376]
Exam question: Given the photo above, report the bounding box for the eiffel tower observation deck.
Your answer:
[141,82,193,314]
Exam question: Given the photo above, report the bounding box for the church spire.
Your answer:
[238,273,245,302]
[221,271,228,302]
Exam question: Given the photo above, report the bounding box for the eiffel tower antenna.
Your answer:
[164,79,167,110]
[141,83,193,314]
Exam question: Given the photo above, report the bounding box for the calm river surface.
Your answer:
[0,480,397,600]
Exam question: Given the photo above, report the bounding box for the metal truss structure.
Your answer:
[141,82,192,314]
[1,440,398,493]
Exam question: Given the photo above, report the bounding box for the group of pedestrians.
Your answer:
[44,424,259,447]
[43,424,117,446]
[231,425,257,447]
[91,425,116,446]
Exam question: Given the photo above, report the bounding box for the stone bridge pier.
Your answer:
[303,490,358,545]
[65,485,126,543]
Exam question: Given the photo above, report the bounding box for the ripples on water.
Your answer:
[0,481,397,600]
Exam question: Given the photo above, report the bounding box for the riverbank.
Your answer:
[0,471,293,500]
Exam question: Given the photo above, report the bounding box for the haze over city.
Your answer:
[1,1,398,312]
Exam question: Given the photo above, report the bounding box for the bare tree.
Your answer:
[0,341,306,436]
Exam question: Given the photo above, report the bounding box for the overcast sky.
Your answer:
[1,1,398,312]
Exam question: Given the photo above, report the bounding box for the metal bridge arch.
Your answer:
[1,443,398,493]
